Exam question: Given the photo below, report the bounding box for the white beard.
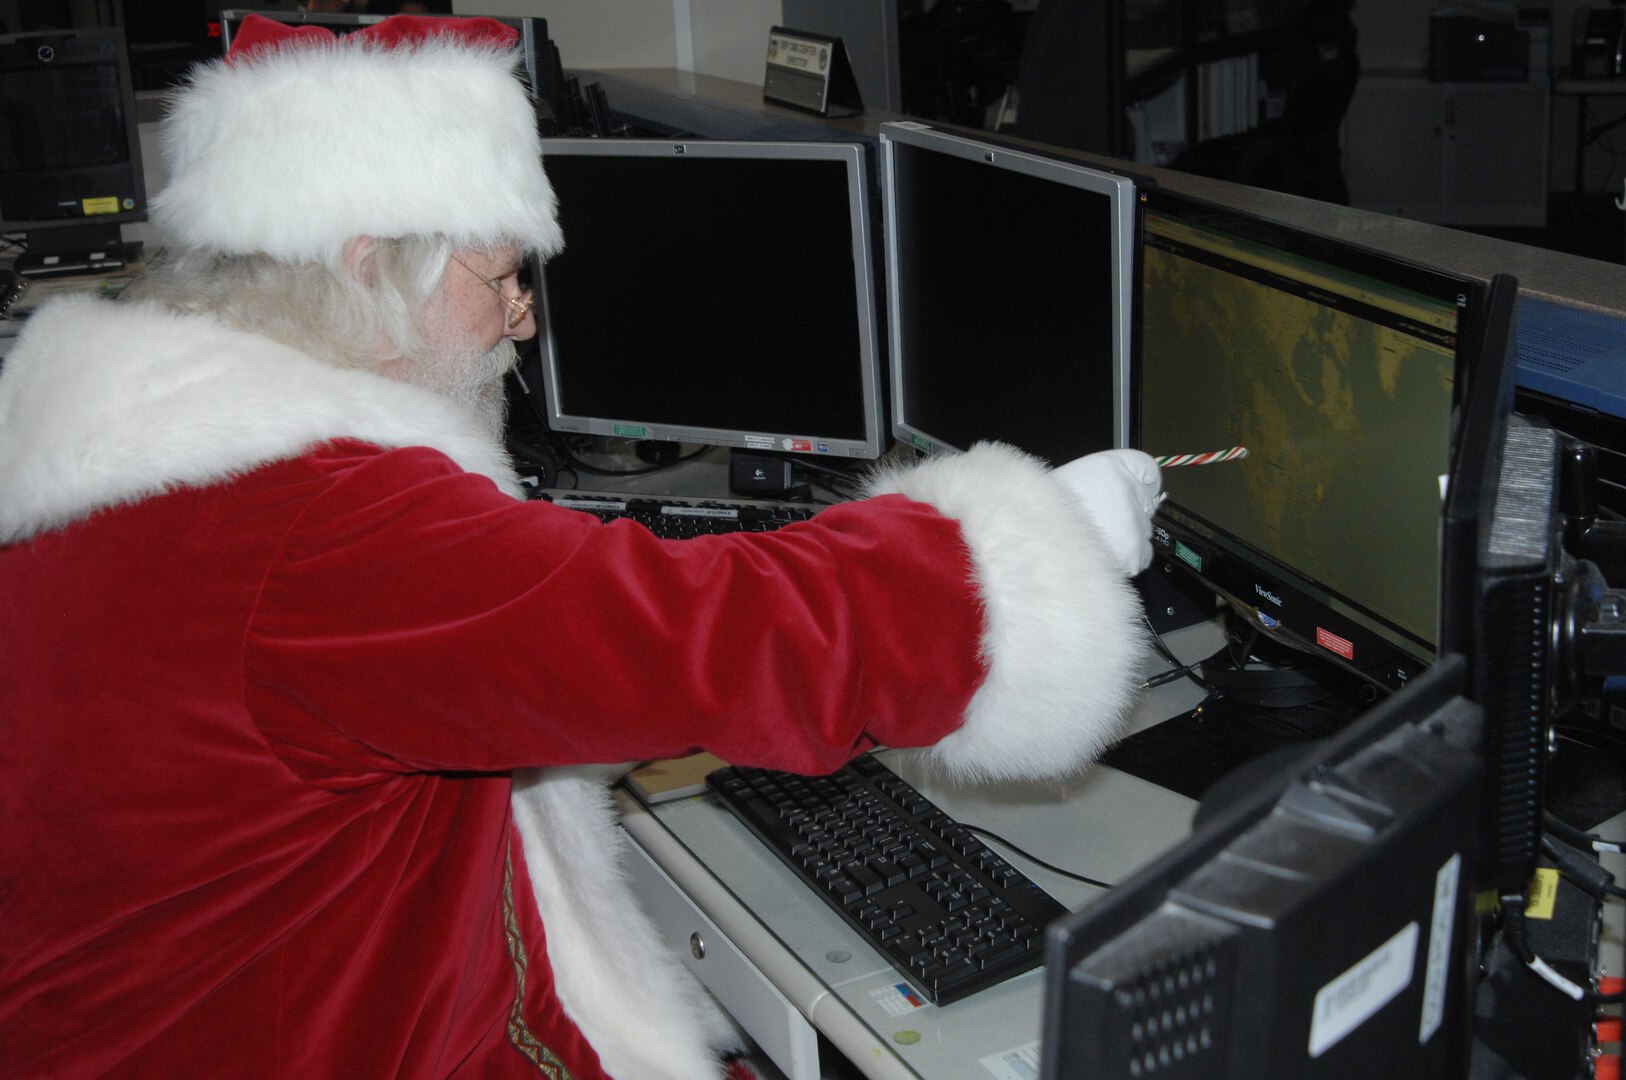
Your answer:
[405,333,518,447]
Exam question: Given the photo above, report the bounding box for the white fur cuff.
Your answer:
[866,443,1147,782]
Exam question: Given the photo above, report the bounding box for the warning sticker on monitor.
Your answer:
[1309,921,1418,1057]
[81,196,120,216]
[1316,626,1355,661]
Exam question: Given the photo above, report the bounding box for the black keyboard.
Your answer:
[541,491,818,538]
[707,754,1067,1006]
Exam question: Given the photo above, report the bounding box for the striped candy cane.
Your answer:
[1155,447,1249,467]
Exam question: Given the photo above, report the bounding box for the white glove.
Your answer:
[1052,449,1162,577]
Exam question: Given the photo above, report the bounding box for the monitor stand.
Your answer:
[1100,611,1375,803]
[15,223,143,279]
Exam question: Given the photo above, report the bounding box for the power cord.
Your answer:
[1546,810,1626,856]
[1139,615,1216,694]
[1497,832,1626,1005]
[960,823,1115,891]
[1542,832,1626,902]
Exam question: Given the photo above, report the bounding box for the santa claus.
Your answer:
[0,13,1160,1079]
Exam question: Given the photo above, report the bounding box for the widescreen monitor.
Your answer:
[0,26,147,275]
[1137,190,1507,690]
[536,138,886,460]
[879,120,1137,464]
[1042,273,1524,1080]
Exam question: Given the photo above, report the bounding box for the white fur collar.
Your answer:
[0,294,523,543]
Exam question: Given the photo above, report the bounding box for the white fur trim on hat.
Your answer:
[152,33,562,262]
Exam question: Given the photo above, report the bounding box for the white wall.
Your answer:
[689,0,781,84]
[456,0,781,84]
[455,0,680,69]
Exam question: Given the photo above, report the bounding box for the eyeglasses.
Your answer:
[450,254,535,331]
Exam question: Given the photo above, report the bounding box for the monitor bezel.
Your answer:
[534,137,887,461]
[0,26,148,237]
[1136,188,1500,688]
[878,120,1138,459]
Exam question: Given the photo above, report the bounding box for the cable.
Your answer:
[1499,886,1626,1004]
[1139,615,1216,695]
[1542,832,1626,901]
[789,456,871,485]
[1545,810,1626,855]
[562,444,712,477]
[1555,725,1626,769]
[960,823,1115,891]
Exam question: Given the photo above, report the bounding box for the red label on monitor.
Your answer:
[1316,626,1355,661]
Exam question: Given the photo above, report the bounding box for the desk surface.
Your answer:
[618,619,1223,1080]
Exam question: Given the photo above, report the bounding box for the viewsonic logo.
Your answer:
[1255,584,1283,608]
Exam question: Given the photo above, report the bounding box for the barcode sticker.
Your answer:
[980,1041,1040,1080]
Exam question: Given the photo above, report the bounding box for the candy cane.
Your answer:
[1155,447,1248,467]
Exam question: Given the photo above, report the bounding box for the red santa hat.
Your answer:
[150,13,563,263]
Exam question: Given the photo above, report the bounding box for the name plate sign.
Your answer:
[762,26,863,118]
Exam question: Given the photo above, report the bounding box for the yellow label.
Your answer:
[1526,867,1560,920]
[81,196,120,216]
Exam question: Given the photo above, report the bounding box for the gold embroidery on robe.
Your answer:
[502,837,574,1079]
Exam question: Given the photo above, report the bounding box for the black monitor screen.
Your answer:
[0,28,145,233]
[882,122,1136,465]
[1139,191,1491,684]
[537,139,884,459]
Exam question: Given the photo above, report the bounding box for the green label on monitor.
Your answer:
[909,433,934,452]
[1174,540,1203,572]
[612,423,648,438]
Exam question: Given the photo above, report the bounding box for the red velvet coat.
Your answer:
[0,297,1146,1078]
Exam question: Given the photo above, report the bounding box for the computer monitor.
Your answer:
[1043,655,1487,1079]
[535,138,886,461]
[1137,189,1509,691]
[0,26,147,276]
[1041,273,1526,1080]
[879,120,1137,465]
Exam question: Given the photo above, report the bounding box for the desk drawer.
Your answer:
[621,825,823,1080]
